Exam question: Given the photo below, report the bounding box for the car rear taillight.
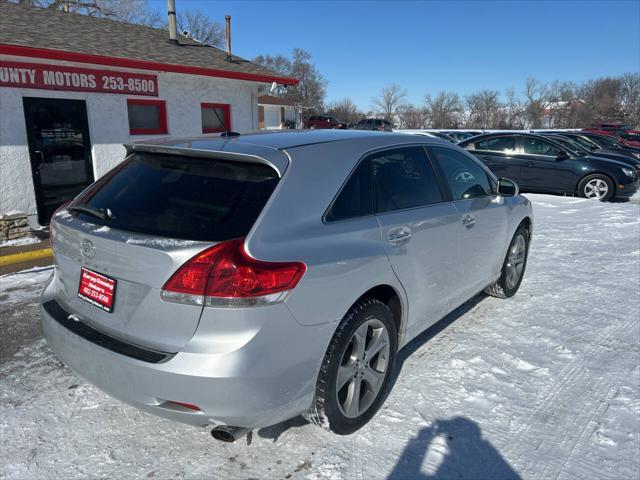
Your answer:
[161,238,306,307]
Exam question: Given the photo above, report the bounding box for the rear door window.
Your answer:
[522,138,561,156]
[371,146,443,213]
[74,153,279,241]
[484,136,517,153]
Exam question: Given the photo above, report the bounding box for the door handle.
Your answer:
[526,161,535,167]
[462,215,476,228]
[387,227,412,244]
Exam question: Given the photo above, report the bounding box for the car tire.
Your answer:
[578,174,614,201]
[485,225,529,299]
[307,298,397,435]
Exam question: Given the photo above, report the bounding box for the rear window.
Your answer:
[74,153,278,241]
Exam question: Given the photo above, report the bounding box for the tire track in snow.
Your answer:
[502,314,637,479]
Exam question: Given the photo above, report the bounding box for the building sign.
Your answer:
[0,61,158,96]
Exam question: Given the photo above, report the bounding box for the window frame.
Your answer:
[201,102,232,133]
[472,134,519,155]
[520,136,566,158]
[323,143,461,224]
[426,145,497,202]
[127,98,168,135]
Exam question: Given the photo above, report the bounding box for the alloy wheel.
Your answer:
[505,234,526,290]
[583,178,609,200]
[336,319,390,418]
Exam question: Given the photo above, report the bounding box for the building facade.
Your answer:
[258,95,297,130]
[0,2,296,226]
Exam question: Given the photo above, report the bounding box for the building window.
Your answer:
[201,103,231,133]
[127,99,167,135]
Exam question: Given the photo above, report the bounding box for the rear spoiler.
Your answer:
[124,143,288,177]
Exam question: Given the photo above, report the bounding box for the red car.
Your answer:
[583,123,640,147]
[304,115,347,129]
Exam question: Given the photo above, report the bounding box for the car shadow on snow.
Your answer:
[387,416,521,480]
[386,294,521,478]
[386,292,487,394]
[258,293,492,443]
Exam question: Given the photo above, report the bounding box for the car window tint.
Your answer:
[431,146,492,200]
[522,138,561,156]
[570,135,598,150]
[485,136,517,153]
[76,153,278,241]
[591,135,619,148]
[371,146,443,213]
[472,139,489,150]
[326,160,372,222]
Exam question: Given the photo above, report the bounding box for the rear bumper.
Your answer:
[40,279,333,429]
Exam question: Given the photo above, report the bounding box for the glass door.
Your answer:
[23,97,95,225]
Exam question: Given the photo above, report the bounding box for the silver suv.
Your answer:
[41,130,532,439]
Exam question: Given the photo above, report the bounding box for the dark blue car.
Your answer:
[459,133,640,201]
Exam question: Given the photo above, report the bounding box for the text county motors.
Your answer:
[0,60,158,96]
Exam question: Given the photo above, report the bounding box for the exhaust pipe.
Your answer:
[211,425,251,443]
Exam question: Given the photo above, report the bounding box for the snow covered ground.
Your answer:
[0,236,41,248]
[1,194,638,480]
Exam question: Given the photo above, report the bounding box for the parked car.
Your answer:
[441,131,474,142]
[538,133,640,175]
[354,118,393,131]
[459,132,640,201]
[41,130,532,439]
[589,123,640,143]
[429,131,456,142]
[558,131,640,158]
[305,115,346,129]
[582,128,640,148]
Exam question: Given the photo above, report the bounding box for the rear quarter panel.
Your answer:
[245,139,408,331]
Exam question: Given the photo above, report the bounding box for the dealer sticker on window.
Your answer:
[78,267,117,313]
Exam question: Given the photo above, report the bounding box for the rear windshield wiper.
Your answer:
[68,204,113,221]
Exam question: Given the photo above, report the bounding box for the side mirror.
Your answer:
[497,178,518,197]
[556,150,571,161]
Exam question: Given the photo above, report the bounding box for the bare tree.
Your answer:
[252,54,291,76]
[465,90,503,129]
[254,49,327,113]
[177,10,224,47]
[18,0,163,26]
[425,92,463,128]
[523,78,549,129]
[371,84,407,125]
[499,88,525,129]
[287,48,327,113]
[397,105,429,129]
[619,73,640,127]
[326,99,362,125]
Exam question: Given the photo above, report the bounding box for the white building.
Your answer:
[257,95,297,130]
[0,2,297,226]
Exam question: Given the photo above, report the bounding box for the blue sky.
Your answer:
[167,1,640,110]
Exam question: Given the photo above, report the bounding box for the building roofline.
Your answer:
[0,44,299,86]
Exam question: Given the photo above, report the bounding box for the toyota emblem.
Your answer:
[80,239,95,259]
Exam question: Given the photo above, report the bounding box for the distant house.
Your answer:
[258,95,296,130]
[543,99,585,127]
